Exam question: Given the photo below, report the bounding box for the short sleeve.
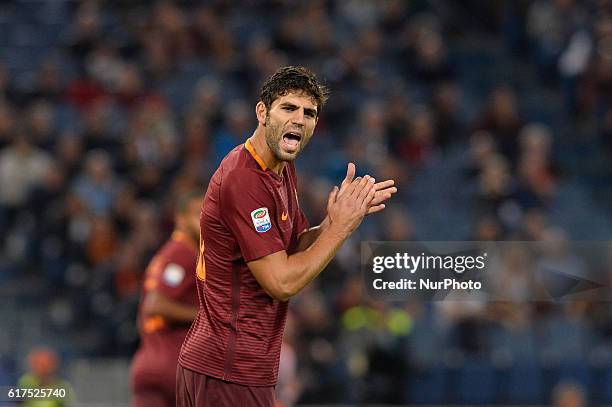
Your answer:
[220,168,285,262]
[156,260,193,300]
[145,247,196,301]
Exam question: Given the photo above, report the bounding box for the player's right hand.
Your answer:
[326,175,376,237]
[338,163,397,216]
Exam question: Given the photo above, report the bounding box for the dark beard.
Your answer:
[265,116,297,162]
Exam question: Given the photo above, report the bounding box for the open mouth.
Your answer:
[282,132,302,150]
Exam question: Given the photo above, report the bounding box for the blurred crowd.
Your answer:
[0,0,611,405]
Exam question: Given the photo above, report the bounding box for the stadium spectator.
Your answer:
[0,127,53,243]
[71,149,120,216]
[552,381,587,407]
[18,348,74,407]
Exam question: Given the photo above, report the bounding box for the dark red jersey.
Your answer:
[179,139,309,386]
[131,232,198,397]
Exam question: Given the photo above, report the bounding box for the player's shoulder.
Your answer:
[224,166,267,183]
[156,238,194,265]
[152,240,196,287]
[217,144,264,178]
[220,156,268,188]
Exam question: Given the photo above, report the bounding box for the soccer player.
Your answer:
[130,191,202,407]
[177,66,397,406]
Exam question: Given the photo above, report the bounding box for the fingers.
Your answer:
[356,176,375,207]
[341,173,387,212]
[354,175,371,198]
[343,176,362,197]
[383,186,398,195]
[344,174,376,198]
[373,179,395,191]
[366,204,386,215]
[327,186,339,210]
[362,183,376,210]
[344,163,356,184]
[339,162,357,195]
[370,186,398,205]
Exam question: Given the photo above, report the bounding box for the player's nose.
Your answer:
[291,108,306,126]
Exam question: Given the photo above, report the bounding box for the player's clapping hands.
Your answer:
[327,175,376,236]
[339,163,397,215]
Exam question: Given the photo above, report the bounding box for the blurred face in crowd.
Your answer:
[28,349,59,380]
[553,383,585,407]
[491,86,518,124]
[86,152,111,183]
[260,91,318,162]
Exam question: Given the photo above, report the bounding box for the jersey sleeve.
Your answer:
[156,256,196,300]
[145,245,197,301]
[220,168,285,262]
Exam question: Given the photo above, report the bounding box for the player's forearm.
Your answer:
[143,291,198,323]
[295,216,330,252]
[278,225,347,300]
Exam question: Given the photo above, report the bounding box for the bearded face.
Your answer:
[263,91,318,162]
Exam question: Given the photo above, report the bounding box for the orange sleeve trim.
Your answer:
[245,138,268,171]
[143,316,166,333]
[196,237,206,281]
[144,278,158,291]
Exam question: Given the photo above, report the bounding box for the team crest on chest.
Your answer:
[251,207,272,233]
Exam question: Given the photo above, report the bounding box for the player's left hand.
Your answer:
[339,163,397,215]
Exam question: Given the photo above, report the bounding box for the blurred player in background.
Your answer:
[130,191,201,407]
[177,66,396,406]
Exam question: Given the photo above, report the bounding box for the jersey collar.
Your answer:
[245,138,268,171]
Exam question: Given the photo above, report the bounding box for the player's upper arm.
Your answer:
[247,250,292,301]
[220,168,284,262]
[142,289,198,322]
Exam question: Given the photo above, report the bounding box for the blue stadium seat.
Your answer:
[456,357,497,404]
[503,361,544,404]
[592,364,612,404]
[404,365,447,404]
[0,356,16,386]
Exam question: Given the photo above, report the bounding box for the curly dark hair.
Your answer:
[259,66,330,115]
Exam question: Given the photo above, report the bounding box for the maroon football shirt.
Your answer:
[131,232,198,395]
[179,139,309,386]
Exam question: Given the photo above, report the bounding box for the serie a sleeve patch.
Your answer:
[250,207,272,233]
[163,263,185,287]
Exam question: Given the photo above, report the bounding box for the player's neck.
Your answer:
[171,229,198,251]
[249,130,286,176]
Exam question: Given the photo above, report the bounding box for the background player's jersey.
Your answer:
[179,140,309,386]
[131,233,198,393]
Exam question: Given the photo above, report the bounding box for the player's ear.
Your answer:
[256,101,267,126]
